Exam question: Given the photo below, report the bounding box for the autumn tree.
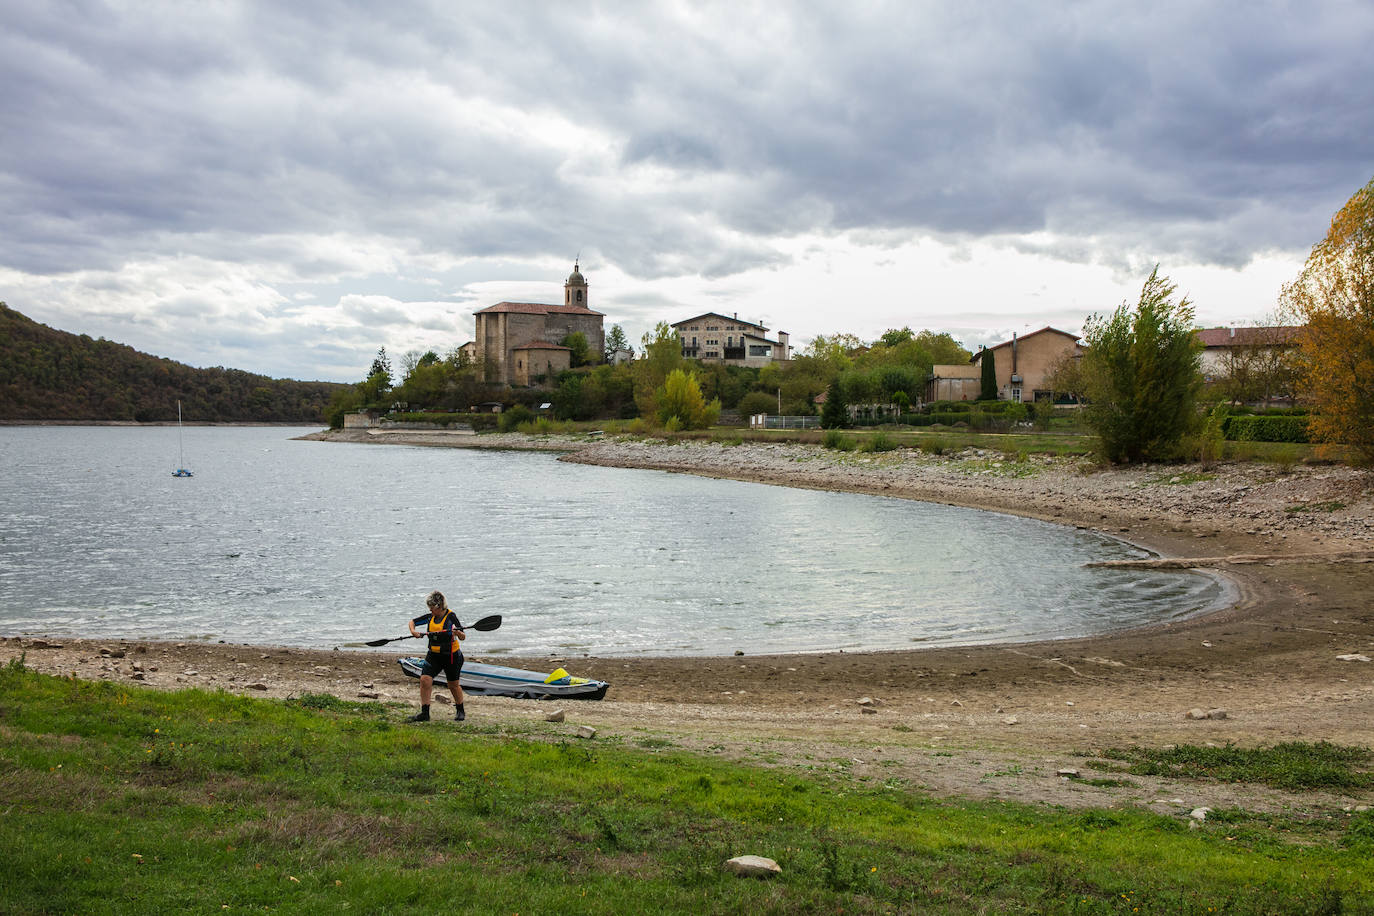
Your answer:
[656,368,720,430]
[1081,267,1203,463]
[1281,175,1374,463]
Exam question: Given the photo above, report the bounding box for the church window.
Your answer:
[576,290,583,302]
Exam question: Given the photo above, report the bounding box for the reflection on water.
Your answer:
[0,427,1228,657]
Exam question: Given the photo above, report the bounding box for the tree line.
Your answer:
[0,303,346,423]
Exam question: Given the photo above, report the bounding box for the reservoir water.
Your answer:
[0,426,1227,657]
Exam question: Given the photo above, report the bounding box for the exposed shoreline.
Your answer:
[8,428,1373,814]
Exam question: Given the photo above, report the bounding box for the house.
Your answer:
[1195,325,1300,406]
[968,327,1081,403]
[925,364,982,402]
[472,262,606,385]
[670,312,790,367]
[1194,326,1300,379]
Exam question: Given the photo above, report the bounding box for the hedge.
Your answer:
[1222,415,1310,443]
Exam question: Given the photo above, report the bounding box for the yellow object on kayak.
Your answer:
[544,667,591,686]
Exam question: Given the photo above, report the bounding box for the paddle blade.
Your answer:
[468,614,502,632]
[364,634,414,647]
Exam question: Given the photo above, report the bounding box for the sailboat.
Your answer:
[172,400,193,478]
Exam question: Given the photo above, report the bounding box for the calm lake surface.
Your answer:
[0,426,1228,658]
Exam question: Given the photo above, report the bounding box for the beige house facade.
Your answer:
[969,326,1081,403]
[671,312,790,367]
[1195,326,1299,378]
[472,262,605,385]
[925,364,982,402]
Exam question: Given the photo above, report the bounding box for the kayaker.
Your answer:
[407,590,466,722]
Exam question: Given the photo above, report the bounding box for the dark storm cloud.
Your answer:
[2,0,1371,288]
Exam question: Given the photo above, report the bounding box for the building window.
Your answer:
[1011,388,1022,403]
[576,290,583,302]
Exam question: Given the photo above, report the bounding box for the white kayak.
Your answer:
[397,656,610,701]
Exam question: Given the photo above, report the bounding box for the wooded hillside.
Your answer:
[0,303,345,422]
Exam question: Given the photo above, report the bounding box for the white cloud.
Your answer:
[1,1,1368,380]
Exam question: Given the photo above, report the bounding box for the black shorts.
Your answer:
[420,653,463,683]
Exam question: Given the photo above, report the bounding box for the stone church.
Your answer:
[471,262,606,386]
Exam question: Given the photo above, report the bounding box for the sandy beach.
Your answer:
[7,429,1373,816]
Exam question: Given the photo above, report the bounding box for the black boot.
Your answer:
[410,705,430,722]
[454,703,466,722]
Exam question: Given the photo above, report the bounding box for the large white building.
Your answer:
[670,312,790,367]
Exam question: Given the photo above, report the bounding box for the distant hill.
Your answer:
[0,302,347,423]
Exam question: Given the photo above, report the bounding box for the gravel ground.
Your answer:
[9,429,1373,817]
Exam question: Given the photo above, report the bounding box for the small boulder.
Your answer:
[357,691,379,699]
[245,683,268,691]
[1206,708,1228,720]
[1190,807,1212,821]
[576,725,597,739]
[1186,708,1208,720]
[1056,768,1080,778]
[546,709,566,723]
[860,706,878,715]
[724,855,782,878]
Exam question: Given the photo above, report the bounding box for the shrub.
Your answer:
[736,391,778,417]
[498,404,534,432]
[1223,415,1311,443]
[862,431,900,452]
[822,429,856,451]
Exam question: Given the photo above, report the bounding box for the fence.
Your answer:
[748,414,821,430]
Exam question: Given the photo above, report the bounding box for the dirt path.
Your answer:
[7,431,1373,817]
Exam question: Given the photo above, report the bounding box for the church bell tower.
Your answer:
[564,260,588,308]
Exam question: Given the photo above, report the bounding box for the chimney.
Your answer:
[777,331,789,359]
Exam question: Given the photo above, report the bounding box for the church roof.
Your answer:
[566,261,586,286]
[474,301,605,317]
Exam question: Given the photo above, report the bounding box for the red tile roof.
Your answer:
[474,301,605,317]
[1194,326,1299,347]
[670,312,769,332]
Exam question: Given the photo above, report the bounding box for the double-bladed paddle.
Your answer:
[364,614,502,647]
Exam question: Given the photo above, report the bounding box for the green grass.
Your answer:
[3,662,1372,914]
[1285,500,1348,514]
[1095,742,1374,792]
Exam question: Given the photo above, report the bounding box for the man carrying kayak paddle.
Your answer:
[407,590,466,722]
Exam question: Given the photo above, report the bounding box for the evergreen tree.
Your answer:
[604,324,630,360]
[368,347,393,388]
[820,378,848,429]
[1081,266,1203,463]
[979,347,998,400]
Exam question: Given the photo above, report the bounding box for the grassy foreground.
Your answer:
[2,661,1371,915]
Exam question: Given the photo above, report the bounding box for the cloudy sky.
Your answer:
[2,1,1371,382]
